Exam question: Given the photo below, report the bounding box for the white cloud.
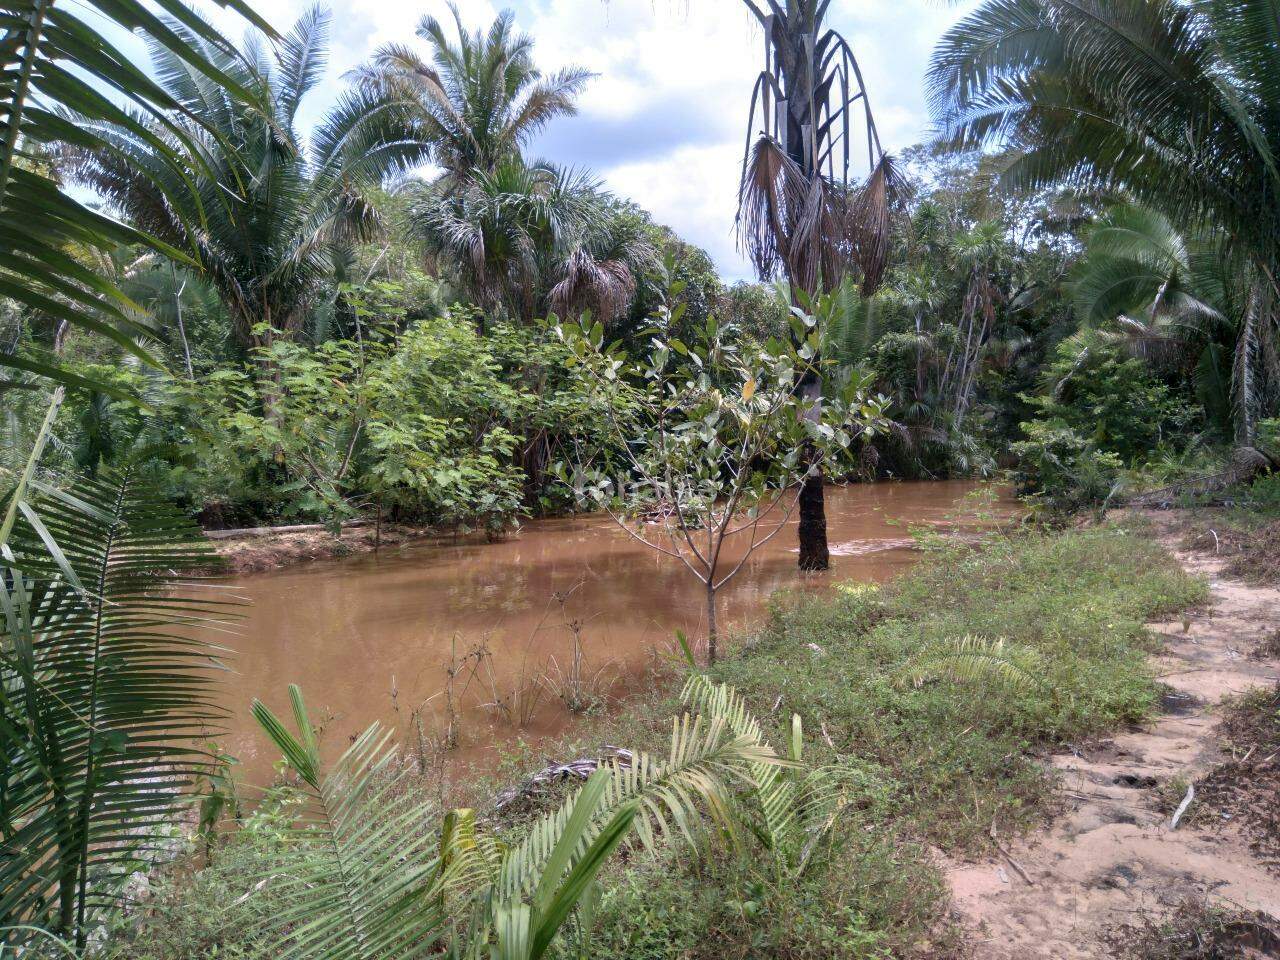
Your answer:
[189,0,967,278]
[607,140,747,272]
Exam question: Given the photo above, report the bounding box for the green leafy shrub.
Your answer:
[42,288,617,531]
[1010,418,1125,512]
[588,828,948,960]
[1012,332,1199,512]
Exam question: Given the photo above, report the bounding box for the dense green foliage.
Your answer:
[931,0,1280,455]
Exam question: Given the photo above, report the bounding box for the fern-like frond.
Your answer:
[250,687,449,960]
[901,635,1048,692]
[0,466,232,948]
[251,677,797,960]
[497,702,777,904]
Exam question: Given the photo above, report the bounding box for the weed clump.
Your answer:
[712,524,1207,851]
[1106,897,1280,959]
[1193,685,1280,872]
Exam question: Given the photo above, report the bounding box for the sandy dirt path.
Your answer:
[945,515,1280,958]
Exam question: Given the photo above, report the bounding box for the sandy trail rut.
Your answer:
[946,519,1280,958]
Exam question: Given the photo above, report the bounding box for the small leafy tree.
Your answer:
[556,286,889,663]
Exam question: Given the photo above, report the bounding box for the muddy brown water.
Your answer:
[211,480,995,785]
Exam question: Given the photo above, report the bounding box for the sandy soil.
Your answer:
[945,511,1280,958]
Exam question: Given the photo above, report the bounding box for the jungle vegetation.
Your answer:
[3,0,1280,955]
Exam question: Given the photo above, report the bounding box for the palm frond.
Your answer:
[251,676,790,960]
[0,466,231,948]
[900,635,1047,692]
[0,0,273,389]
[250,687,449,960]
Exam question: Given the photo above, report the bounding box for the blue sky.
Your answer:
[192,0,970,279]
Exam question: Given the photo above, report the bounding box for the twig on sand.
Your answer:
[989,824,1035,885]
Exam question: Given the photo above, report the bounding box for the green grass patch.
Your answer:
[581,523,1205,958]
[712,523,1207,851]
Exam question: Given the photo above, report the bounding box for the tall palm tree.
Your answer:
[929,0,1280,446]
[354,3,591,188]
[0,0,271,391]
[406,161,655,330]
[68,7,428,389]
[736,0,901,570]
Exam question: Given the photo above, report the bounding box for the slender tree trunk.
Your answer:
[171,265,194,379]
[249,320,288,446]
[1234,283,1261,447]
[915,308,925,397]
[706,580,718,665]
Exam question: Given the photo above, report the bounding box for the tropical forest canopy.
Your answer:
[8,2,1278,535]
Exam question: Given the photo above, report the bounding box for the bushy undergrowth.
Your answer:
[710,524,1206,852]
[588,828,956,960]
[114,524,1204,960]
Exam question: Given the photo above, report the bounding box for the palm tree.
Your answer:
[0,0,271,391]
[942,220,1008,430]
[67,8,428,393]
[1070,203,1276,443]
[929,0,1280,446]
[406,161,655,330]
[736,0,901,570]
[354,3,591,187]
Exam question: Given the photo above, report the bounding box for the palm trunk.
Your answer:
[797,463,829,571]
[248,320,288,450]
[796,371,829,571]
[1233,283,1261,447]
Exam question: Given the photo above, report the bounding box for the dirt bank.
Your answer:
[945,511,1280,958]
[208,522,438,573]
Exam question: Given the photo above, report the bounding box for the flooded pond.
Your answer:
[214,480,995,783]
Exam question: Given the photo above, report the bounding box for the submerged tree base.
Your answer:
[796,472,830,571]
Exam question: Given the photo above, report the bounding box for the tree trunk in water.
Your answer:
[797,371,829,571]
[706,581,718,665]
[797,461,829,571]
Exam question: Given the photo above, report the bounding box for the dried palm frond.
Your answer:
[736,0,898,297]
